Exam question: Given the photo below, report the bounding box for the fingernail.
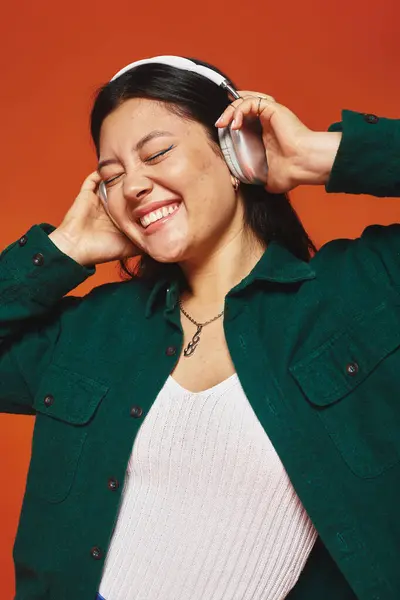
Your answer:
[215,116,223,126]
[232,119,237,129]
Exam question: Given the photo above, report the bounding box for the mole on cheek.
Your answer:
[197,157,214,181]
[198,149,214,172]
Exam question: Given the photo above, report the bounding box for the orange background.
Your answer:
[1,0,399,597]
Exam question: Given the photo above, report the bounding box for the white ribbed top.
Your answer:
[99,374,317,600]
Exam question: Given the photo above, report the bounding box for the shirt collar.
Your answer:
[145,241,316,317]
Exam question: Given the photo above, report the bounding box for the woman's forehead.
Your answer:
[105,98,182,129]
[99,98,199,148]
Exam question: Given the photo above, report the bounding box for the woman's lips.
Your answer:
[139,202,182,234]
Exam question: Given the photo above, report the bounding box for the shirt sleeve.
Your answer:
[0,224,95,414]
[325,110,400,197]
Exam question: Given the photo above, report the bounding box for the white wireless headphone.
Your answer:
[98,55,268,206]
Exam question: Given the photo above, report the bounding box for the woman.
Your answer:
[1,56,399,600]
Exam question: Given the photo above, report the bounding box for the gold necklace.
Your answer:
[178,299,224,357]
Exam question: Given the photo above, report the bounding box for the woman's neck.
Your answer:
[179,230,266,312]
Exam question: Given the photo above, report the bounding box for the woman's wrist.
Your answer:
[293,131,342,187]
[48,228,89,267]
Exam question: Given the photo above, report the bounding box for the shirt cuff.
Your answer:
[325,110,400,197]
[0,224,95,305]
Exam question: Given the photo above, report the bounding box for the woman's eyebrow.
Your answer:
[97,130,173,172]
[136,130,173,151]
[97,158,120,173]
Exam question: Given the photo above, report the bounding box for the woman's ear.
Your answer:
[231,176,240,191]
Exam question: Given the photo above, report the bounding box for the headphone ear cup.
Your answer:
[218,120,269,186]
[218,126,250,184]
[98,181,108,206]
[97,182,123,231]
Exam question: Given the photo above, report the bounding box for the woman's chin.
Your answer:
[143,240,188,264]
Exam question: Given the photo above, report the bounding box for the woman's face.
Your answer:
[98,97,245,264]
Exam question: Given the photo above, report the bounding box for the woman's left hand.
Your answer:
[215,91,342,194]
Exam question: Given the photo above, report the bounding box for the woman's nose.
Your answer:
[123,173,154,202]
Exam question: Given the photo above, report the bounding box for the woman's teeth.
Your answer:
[139,203,179,228]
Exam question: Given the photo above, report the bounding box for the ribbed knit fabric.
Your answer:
[99,374,317,600]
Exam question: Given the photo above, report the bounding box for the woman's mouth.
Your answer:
[139,202,181,230]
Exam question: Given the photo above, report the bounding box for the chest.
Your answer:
[41,286,400,484]
[127,376,282,479]
[171,318,236,392]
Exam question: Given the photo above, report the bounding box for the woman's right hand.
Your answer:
[49,171,139,267]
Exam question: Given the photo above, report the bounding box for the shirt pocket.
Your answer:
[289,301,400,478]
[27,363,109,503]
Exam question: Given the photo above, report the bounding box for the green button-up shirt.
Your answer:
[1,110,400,600]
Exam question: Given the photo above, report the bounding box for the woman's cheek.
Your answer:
[161,155,192,184]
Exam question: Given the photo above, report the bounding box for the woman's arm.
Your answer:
[0,224,94,414]
[215,96,400,197]
[0,224,93,342]
[324,110,400,197]
[0,169,140,415]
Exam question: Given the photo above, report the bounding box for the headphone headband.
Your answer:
[110,55,240,99]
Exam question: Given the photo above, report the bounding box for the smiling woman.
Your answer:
[3,54,400,600]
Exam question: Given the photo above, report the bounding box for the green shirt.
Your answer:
[1,110,400,600]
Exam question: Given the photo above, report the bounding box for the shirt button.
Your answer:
[346,362,359,376]
[107,478,119,491]
[364,113,379,124]
[130,405,143,418]
[18,235,28,247]
[32,253,45,266]
[165,346,177,356]
[43,394,54,407]
[90,546,103,560]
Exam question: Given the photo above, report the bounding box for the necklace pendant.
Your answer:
[183,325,203,357]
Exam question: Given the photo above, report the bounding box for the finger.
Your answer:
[214,98,247,127]
[80,170,102,193]
[220,96,277,130]
[234,96,278,129]
[237,90,276,103]
[232,96,267,129]
[215,92,276,128]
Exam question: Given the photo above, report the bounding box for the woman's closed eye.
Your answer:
[103,173,123,186]
[145,144,174,163]
[102,145,175,186]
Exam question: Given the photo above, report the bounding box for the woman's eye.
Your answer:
[104,174,122,186]
[146,145,174,163]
